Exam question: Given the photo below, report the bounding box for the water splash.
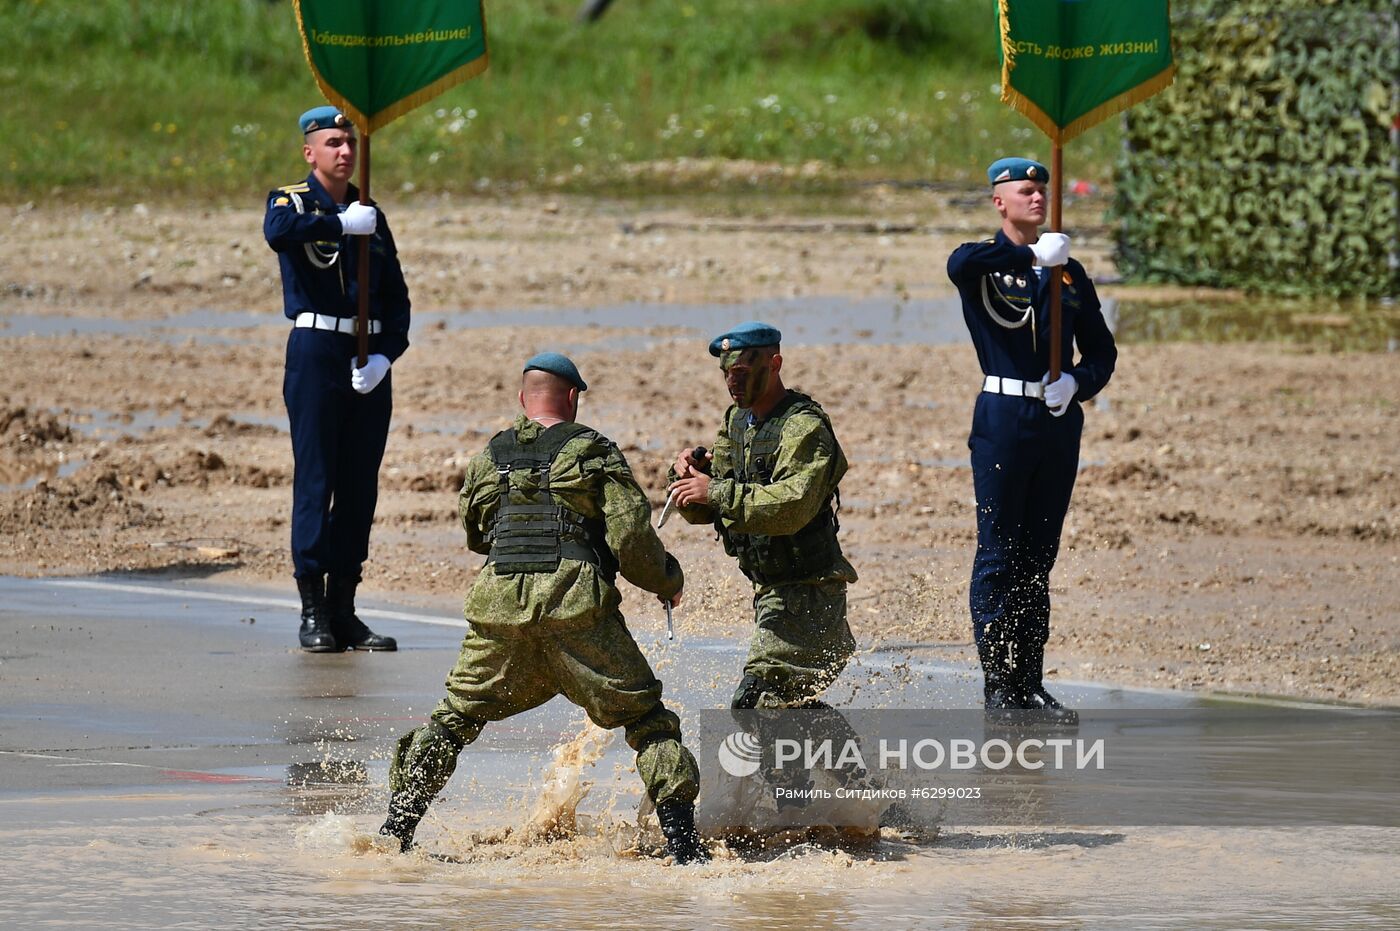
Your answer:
[524,722,616,840]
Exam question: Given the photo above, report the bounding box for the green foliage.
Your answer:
[0,0,1120,200]
[1114,0,1400,297]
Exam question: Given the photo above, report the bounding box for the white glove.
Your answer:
[1029,232,1070,267]
[351,354,391,394]
[1042,370,1078,416]
[339,202,378,236]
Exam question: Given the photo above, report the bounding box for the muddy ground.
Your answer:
[2,190,1397,705]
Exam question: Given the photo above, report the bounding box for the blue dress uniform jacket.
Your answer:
[264,173,410,361]
[946,231,1117,699]
[264,172,411,580]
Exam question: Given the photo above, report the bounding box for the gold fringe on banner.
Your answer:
[997,0,1176,145]
[361,53,490,133]
[1055,65,1176,143]
[998,0,1017,88]
[292,0,491,135]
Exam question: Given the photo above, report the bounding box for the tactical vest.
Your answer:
[718,391,843,586]
[485,422,618,582]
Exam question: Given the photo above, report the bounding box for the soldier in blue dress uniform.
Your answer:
[263,106,409,653]
[946,157,1117,724]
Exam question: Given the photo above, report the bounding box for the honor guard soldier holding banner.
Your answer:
[668,323,858,712]
[264,106,409,653]
[380,353,707,864]
[946,157,1117,725]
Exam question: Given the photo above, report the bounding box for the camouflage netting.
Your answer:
[1115,0,1399,297]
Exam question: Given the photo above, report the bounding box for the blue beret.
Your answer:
[708,321,782,357]
[300,106,352,135]
[987,157,1050,186]
[523,352,587,391]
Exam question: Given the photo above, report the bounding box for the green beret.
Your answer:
[523,352,587,391]
[300,106,352,135]
[708,321,782,357]
[987,157,1050,186]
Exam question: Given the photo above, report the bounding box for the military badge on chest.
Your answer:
[980,268,1038,349]
[1060,269,1082,308]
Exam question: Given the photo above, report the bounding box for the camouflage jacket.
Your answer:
[460,414,683,631]
[669,395,857,586]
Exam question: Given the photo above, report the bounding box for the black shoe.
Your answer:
[983,687,1021,710]
[296,575,340,653]
[379,793,426,853]
[326,575,397,651]
[1023,687,1079,727]
[983,686,1025,723]
[656,799,710,865]
[984,686,1078,728]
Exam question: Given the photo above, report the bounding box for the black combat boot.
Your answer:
[326,575,397,651]
[655,798,709,865]
[978,638,1021,715]
[730,673,768,710]
[296,574,339,653]
[379,792,429,853]
[1021,687,1079,727]
[1019,643,1078,727]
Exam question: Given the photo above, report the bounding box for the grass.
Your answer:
[1,0,1123,201]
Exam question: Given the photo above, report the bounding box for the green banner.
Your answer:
[293,0,489,133]
[998,0,1175,144]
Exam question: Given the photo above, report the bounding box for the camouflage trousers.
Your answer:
[389,610,700,811]
[735,580,855,708]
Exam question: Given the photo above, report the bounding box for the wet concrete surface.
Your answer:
[1,574,1397,929]
[0,573,1196,801]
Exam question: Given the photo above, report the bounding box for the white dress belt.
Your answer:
[982,375,1045,399]
[294,312,382,335]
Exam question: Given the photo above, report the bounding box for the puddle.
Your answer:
[421,295,969,347]
[2,297,968,349]
[0,308,270,343]
[440,294,978,350]
[8,296,1396,352]
[1114,296,1400,351]
[1,574,1397,928]
[58,407,474,442]
[0,457,86,493]
[57,408,289,439]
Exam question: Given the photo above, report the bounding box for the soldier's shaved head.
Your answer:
[521,368,572,396]
[520,369,579,424]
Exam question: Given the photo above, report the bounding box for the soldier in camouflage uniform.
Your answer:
[379,353,708,864]
[668,322,857,711]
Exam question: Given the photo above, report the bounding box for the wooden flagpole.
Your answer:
[356,132,372,368]
[1048,143,1063,382]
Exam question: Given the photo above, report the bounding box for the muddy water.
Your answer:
[0,296,968,351]
[6,295,1397,351]
[4,793,1397,929]
[1,577,1397,929]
